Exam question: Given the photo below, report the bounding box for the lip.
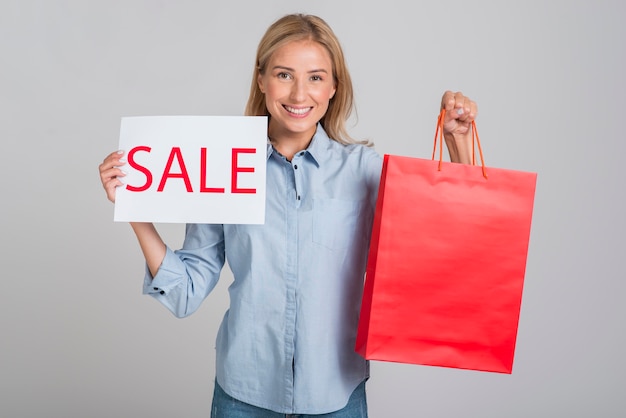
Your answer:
[283,105,313,118]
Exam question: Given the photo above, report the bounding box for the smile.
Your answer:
[284,105,312,116]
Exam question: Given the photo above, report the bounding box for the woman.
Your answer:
[99,13,477,418]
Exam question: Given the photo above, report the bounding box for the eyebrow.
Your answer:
[272,65,329,74]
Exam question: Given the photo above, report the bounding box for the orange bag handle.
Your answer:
[432,108,488,179]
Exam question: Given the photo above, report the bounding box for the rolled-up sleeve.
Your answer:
[143,223,226,318]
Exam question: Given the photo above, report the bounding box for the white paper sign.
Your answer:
[114,116,267,224]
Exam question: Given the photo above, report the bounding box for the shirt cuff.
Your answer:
[142,247,185,296]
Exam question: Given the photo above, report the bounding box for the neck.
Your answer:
[269,125,317,161]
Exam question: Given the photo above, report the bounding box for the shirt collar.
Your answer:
[266,123,332,168]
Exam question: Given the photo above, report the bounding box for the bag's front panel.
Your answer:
[360,155,536,373]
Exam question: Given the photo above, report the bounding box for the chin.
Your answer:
[281,119,318,134]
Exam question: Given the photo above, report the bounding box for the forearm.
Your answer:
[130,222,166,277]
[142,223,226,318]
[444,131,473,164]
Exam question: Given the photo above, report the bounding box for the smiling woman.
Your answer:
[98,12,477,418]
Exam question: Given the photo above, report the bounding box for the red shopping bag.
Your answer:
[355,110,537,373]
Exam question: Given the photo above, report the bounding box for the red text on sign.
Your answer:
[125,146,257,194]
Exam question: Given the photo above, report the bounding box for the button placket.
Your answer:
[292,155,303,207]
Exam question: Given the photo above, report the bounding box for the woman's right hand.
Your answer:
[98,150,126,203]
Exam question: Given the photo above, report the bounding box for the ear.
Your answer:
[330,79,337,99]
[257,74,265,94]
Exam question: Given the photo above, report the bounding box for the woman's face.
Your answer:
[258,39,336,142]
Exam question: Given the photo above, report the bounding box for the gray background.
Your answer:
[1,0,624,417]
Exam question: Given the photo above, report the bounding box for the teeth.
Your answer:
[285,106,311,115]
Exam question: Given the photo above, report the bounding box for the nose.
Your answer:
[290,78,306,102]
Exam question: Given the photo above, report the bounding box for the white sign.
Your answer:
[114,116,267,224]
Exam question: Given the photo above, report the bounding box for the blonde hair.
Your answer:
[245,14,367,145]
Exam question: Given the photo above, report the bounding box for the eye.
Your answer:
[277,72,292,80]
[310,74,323,81]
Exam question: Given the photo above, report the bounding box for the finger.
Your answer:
[458,98,477,122]
[469,100,478,121]
[99,151,126,180]
[441,90,457,111]
[100,150,126,171]
[103,149,125,163]
[103,178,123,203]
[103,177,123,190]
[441,91,468,121]
[99,166,126,189]
[452,93,477,123]
[453,91,469,114]
[100,166,126,181]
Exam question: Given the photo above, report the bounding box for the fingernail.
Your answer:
[120,170,127,175]
[118,158,126,163]
[456,108,464,115]
[117,150,124,154]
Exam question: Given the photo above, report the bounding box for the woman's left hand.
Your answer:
[440,91,478,164]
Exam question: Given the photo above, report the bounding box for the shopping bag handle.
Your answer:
[432,108,488,179]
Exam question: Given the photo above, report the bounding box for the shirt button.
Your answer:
[297,195,301,200]
[153,287,159,291]
[159,290,165,295]
[294,165,298,169]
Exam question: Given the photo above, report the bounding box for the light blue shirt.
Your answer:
[144,124,382,414]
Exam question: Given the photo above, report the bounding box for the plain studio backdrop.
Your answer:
[1,1,624,417]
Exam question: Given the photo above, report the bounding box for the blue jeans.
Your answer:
[211,380,368,418]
